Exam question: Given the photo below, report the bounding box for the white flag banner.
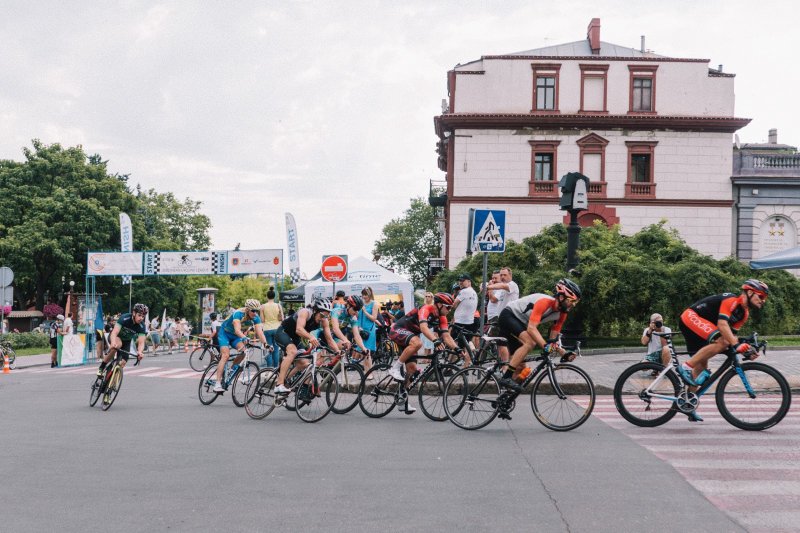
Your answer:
[285,213,301,283]
[87,252,144,276]
[120,212,133,284]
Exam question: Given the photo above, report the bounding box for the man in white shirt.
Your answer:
[452,273,478,345]
[149,317,161,354]
[62,313,73,335]
[488,267,520,313]
[484,271,502,336]
[642,312,671,366]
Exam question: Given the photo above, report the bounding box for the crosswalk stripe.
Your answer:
[163,371,201,379]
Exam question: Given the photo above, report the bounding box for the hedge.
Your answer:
[0,332,50,349]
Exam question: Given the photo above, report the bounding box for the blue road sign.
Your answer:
[471,209,506,253]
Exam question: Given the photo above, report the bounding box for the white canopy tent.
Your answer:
[303,256,414,307]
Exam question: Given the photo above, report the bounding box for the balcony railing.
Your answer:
[625,181,657,199]
[734,152,800,177]
[588,181,607,199]
[529,180,558,197]
[753,155,800,169]
[429,179,448,207]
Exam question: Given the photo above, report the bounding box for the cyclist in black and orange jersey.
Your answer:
[496,279,581,392]
[387,292,469,398]
[677,279,769,387]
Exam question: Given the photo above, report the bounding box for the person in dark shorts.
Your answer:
[96,303,149,376]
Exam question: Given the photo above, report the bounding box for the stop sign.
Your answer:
[321,255,348,282]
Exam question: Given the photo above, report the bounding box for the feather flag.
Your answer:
[285,212,301,283]
[120,212,133,285]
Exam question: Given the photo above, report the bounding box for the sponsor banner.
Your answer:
[144,251,215,275]
[87,252,143,276]
[227,249,283,275]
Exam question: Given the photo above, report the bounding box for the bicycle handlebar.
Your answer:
[115,348,142,366]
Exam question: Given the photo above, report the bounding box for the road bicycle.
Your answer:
[188,338,220,371]
[443,337,595,431]
[244,346,339,423]
[449,324,500,367]
[0,339,16,369]
[318,345,367,415]
[197,341,262,407]
[614,332,791,430]
[358,347,462,421]
[89,348,140,411]
[372,329,398,366]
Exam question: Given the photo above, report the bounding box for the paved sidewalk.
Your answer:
[11,346,800,393]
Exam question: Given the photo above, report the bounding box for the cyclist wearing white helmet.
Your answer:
[274,298,337,394]
[211,299,268,393]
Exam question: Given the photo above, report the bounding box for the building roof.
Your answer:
[506,39,666,59]
[8,311,44,318]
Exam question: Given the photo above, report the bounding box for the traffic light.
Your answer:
[559,172,590,211]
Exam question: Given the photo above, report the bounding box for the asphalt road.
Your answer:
[1,355,746,532]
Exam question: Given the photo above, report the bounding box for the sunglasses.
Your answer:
[753,292,768,301]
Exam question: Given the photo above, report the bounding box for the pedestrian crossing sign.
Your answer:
[471,209,506,253]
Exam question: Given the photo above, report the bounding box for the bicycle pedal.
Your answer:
[498,413,512,421]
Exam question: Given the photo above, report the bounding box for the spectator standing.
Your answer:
[163,316,177,354]
[642,313,671,368]
[49,315,64,368]
[357,287,378,375]
[484,271,502,336]
[390,301,405,321]
[488,267,520,313]
[62,313,73,335]
[149,316,162,355]
[259,287,284,368]
[420,292,435,355]
[452,273,478,348]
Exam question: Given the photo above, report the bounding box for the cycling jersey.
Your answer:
[392,304,448,335]
[115,313,147,343]
[280,307,323,338]
[221,309,262,336]
[332,304,357,330]
[688,293,748,331]
[505,293,567,332]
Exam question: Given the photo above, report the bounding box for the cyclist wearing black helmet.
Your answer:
[96,303,148,376]
[497,279,581,393]
[330,295,368,354]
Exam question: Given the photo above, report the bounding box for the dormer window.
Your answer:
[628,65,658,114]
[531,64,561,113]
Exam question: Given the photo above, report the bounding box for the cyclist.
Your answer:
[496,279,581,393]
[387,292,469,413]
[677,279,769,385]
[330,295,368,354]
[274,298,337,394]
[96,303,148,377]
[212,299,268,393]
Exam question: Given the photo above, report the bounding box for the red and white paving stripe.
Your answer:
[17,365,201,380]
[585,397,800,532]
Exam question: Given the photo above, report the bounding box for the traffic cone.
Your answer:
[184,340,189,353]
[2,354,10,374]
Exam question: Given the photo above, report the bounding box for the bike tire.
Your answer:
[613,362,680,427]
[244,368,279,420]
[101,366,123,411]
[189,346,211,372]
[443,366,501,430]
[89,375,103,407]
[419,364,461,422]
[231,361,260,407]
[715,362,792,431]
[531,364,595,431]
[358,364,398,418]
[330,363,365,415]
[295,367,338,423]
[198,363,221,405]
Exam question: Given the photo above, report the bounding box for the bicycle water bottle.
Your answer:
[515,367,532,383]
[694,369,711,386]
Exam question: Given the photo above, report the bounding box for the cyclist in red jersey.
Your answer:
[387,292,467,399]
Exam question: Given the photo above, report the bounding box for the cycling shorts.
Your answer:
[498,308,528,353]
[678,308,720,355]
[217,329,246,350]
[389,326,417,348]
[275,327,301,351]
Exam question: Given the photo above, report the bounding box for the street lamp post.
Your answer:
[558,172,590,344]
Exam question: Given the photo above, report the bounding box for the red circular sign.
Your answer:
[321,255,348,282]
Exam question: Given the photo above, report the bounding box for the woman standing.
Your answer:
[259,287,284,367]
[358,286,378,374]
[420,292,436,355]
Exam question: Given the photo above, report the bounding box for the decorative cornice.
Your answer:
[448,196,734,208]
[434,113,751,136]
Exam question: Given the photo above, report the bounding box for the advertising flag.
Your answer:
[285,213,301,283]
[120,212,133,285]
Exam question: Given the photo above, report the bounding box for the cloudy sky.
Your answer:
[1,0,796,276]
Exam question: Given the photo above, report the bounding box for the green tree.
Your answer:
[373,197,440,288]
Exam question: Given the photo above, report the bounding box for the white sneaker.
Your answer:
[212,382,225,393]
[274,384,290,394]
[388,364,403,381]
[402,404,417,415]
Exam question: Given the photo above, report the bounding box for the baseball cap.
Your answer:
[457,273,472,281]
[56,314,65,320]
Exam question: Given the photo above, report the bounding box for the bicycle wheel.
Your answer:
[531,364,595,431]
[189,346,211,372]
[330,363,365,415]
[418,364,461,422]
[613,362,680,427]
[101,366,123,411]
[245,368,279,420]
[89,375,103,407]
[716,362,792,431]
[231,362,260,407]
[443,366,501,430]
[358,364,398,418]
[295,367,338,423]
[198,363,221,405]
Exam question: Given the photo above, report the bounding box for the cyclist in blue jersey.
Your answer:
[212,299,268,393]
[330,295,368,353]
[96,303,148,376]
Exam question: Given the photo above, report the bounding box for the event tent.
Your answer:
[302,256,414,306]
[749,246,800,270]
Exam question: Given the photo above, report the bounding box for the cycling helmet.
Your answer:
[742,279,770,296]
[313,298,333,313]
[450,282,461,293]
[555,278,582,300]
[346,295,364,310]
[209,312,218,320]
[133,303,148,315]
[433,292,455,306]
[245,299,261,311]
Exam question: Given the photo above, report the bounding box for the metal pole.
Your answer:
[566,210,581,271]
[477,252,488,341]
[128,280,133,313]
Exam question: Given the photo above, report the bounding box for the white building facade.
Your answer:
[434,19,749,267]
